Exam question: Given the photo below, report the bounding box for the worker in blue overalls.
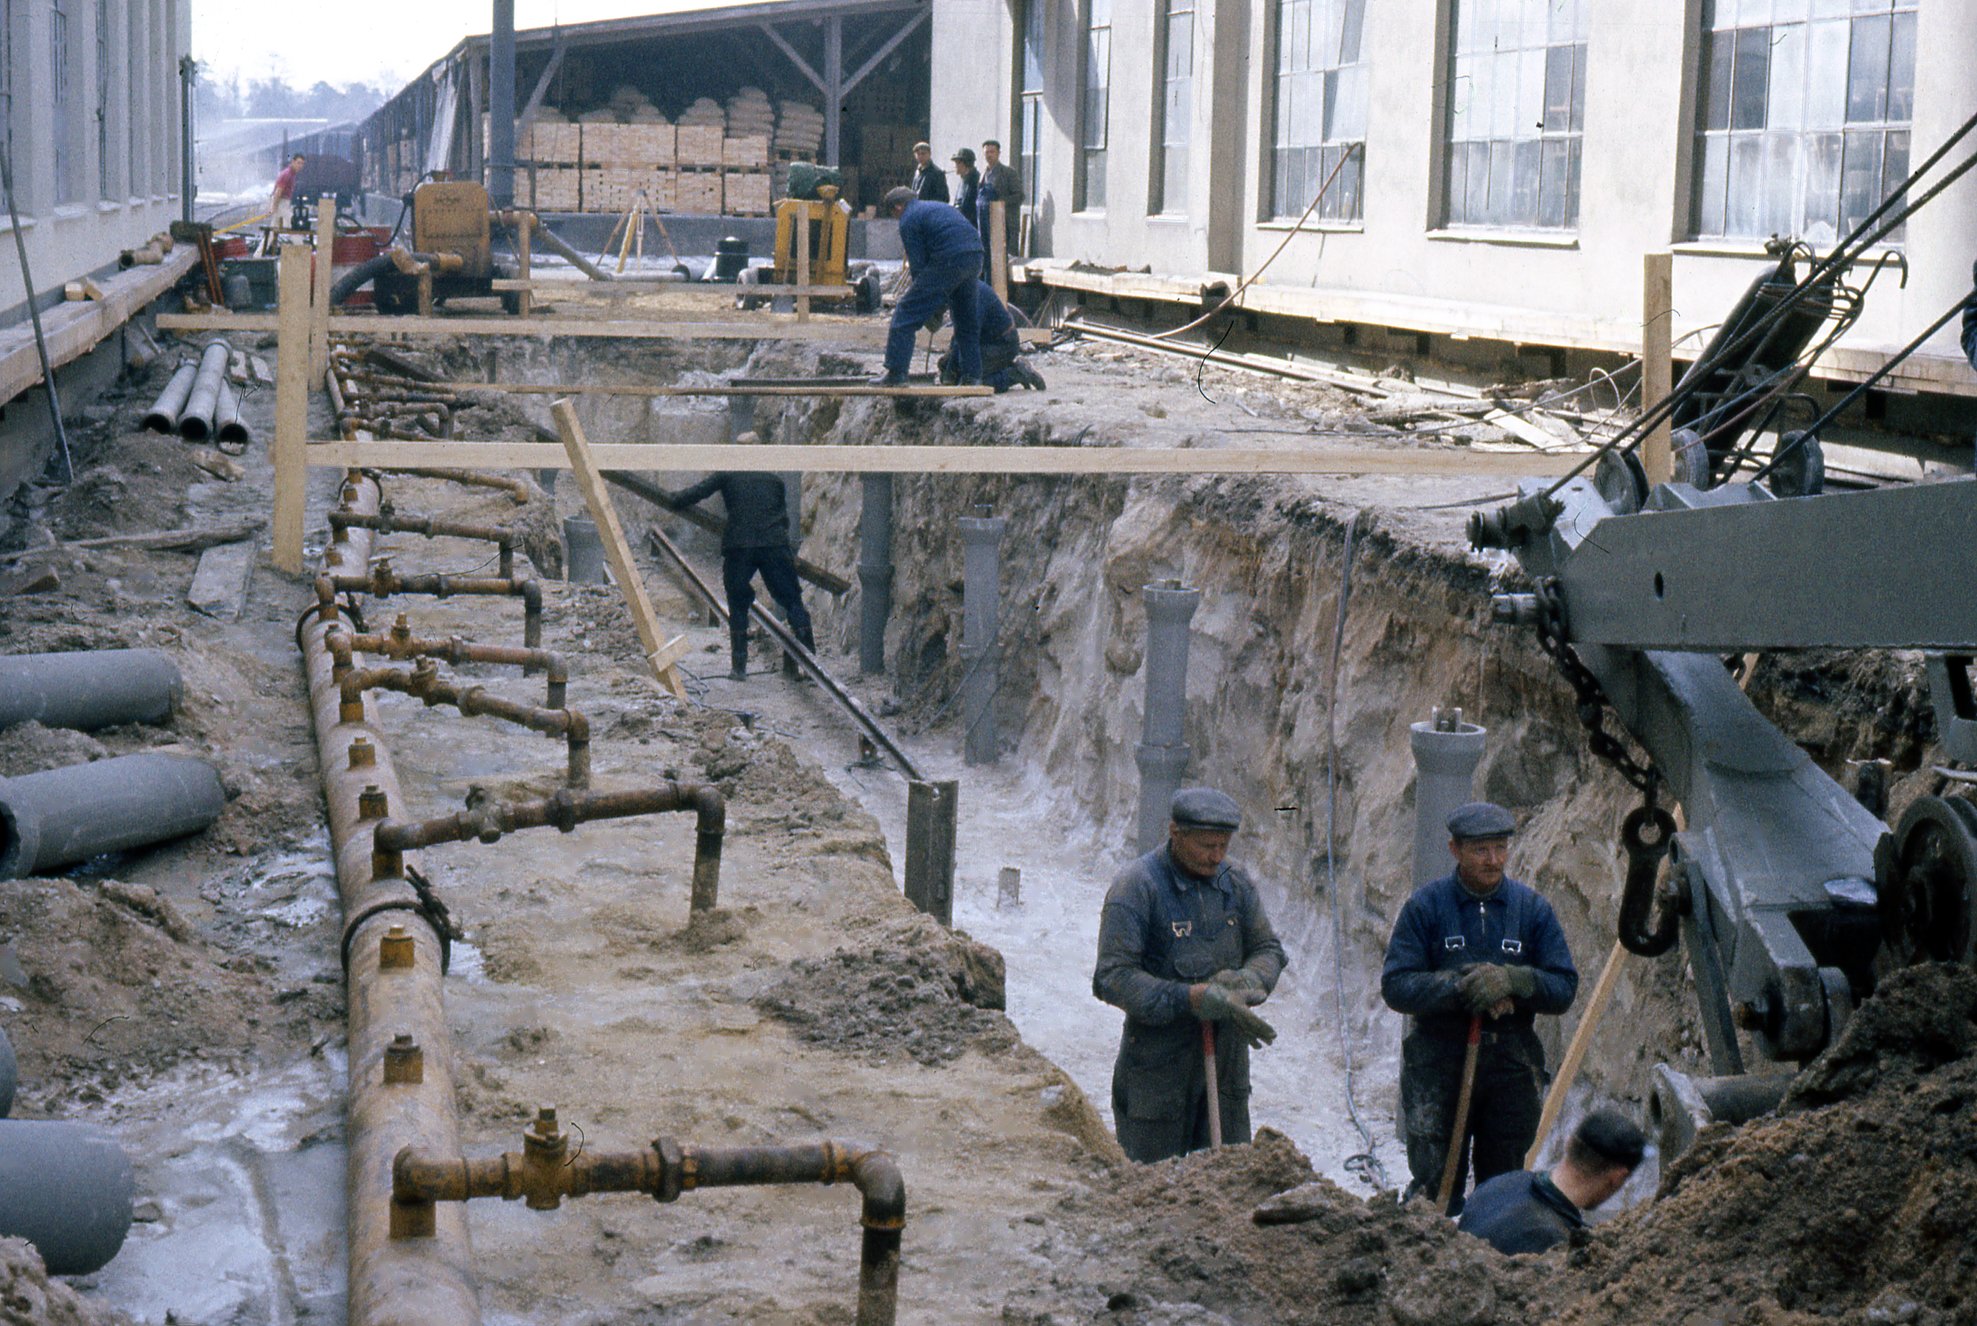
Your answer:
[876,187,981,387]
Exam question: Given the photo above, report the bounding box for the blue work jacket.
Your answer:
[1380,871,1578,1041]
[1458,1169,1584,1255]
[898,199,983,271]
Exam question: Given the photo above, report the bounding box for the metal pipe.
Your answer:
[0,648,182,731]
[0,753,225,878]
[495,210,614,282]
[330,508,518,579]
[1134,581,1200,853]
[392,1117,901,1326]
[489,0,517,209]
[1649,1063,1794,1164]
[179,340,234,443]
[0,1119,134,1274]
[326,615,568,706]
[383,468,532,504]
[563,516,606,584]
[857,474,894,675]
[958,514,1006,766]
[299,470,481,1326]
[1408,708,1487,888]
[374,781,724,913]
[339,659,590,788]
[215,381,252,448]
[142,362,199,433]
[319,563,542,651]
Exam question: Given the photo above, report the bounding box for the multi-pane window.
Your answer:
[1077,0,1110,211]
[97,0,112,199]
[53,0,76,203]
[1445,0,1587,230]
[1692,0,1915,246]
[1272,0,1368,223]
[1152,0,1193,215]
[1018,0,1043,216]
[1,0,14,191]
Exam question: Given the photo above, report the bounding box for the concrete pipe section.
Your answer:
[0,1119,135,1275]
[178,340,234,444]
[563,516,607,584]
[857,474,894,675]
[1408,708,1487,887]
[0,752,225,878]
[0,648,182,732]
[1134,581,1201,854]
[958,513,1006,766]
[142,361,199,433]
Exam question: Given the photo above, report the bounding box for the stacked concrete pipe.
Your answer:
[0,753,225,878]
[0,648,182,731]
[177,340,234,443]
[142,361,199,433]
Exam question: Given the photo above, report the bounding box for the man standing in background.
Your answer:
[951,148,981,227]
[910,141,948,203]
[978,140,1023,276]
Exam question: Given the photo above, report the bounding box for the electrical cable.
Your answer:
[1322,511,1389,1191]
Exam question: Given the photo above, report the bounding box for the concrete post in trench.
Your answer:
[564,516,607,584]
[903,779,959,926]
[858,473,895,674]
[1408,707,1487,887]
[1134,580,1201,855]
[958,511,1006,766]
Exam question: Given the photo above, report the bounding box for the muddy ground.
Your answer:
[0,313,1969,1325]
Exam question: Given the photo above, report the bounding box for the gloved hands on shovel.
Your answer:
[1191,981,1277,1049]
[1456,962,1536,1017]
[1208,966,1271,1006]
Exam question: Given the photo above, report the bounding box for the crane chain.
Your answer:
[1532,578,1662,798]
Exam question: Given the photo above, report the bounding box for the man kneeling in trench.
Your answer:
[1093,787,1287,1162]
[1458,1108,1646,1254]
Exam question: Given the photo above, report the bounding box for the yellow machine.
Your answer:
[771,194,851,287]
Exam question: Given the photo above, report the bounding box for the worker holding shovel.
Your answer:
[1094,788,1286,1163]
[1382,802,1578,1214]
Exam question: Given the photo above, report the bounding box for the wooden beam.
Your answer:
[989,200,1009,305]
[517,32,566,132]
[305,440,1581,478]
[159,310,1053,345]
[0,249,198,406]
[489,279,857,298]
[273,248,314,574]
[441,381,993,398]
[759,21,826,94]
[550,399,689,701]
[795,214,811,323]
[1641,251,1674,485]
[515,213,533,319]
[841,9,928,97]
[311,201,337,381]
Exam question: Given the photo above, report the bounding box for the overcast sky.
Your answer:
[192,1,798,91]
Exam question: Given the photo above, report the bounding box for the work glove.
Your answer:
[1456,963,1514,1015]
[1209,967,1269,1006]
[1503,964,1537,999]
[1194,985,1278,1049]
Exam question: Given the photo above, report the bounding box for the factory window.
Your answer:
[1271,0,1367,223]
[53,0,78,203]
[1444,0,1586,231]
[1018,0,1043,218]
[1151,0,1193,215]
[1691,0,1916,246]
[0,0,14,205]
[97,0,112,199]
[1076,0,1110,212]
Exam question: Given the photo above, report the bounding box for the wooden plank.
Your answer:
[0,249,199,406]
[1641,251,1674,484]
[273,248,314,575]
[306,439,1583,478]
[516,213,533,319]
[989,200,1008,305]
[549,398,689,701]
[795,210,811,323]
[311,201,337,381]
[157,310,1052,344]
[439,380,992,398]
[1525,939,1628,1168]
[489,279,858,298]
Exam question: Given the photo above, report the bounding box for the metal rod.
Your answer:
[0,145,73,482]
[337,659,591,788]
[326,615,568,705]
[329,508,518,579]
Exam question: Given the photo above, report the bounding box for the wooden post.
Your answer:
[310,198,337,382]
[1524,939,1628,1168]
[903,779,958,926]
[516,212,533,318]
[1642,251,1674,486]
[795,206,811,323]
[989,200,1009,305]
[549,397,691,700]
[272,246,313,575]
[415,263,435,319]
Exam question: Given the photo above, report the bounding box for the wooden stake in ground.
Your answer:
[990,200,1009,305]
[795,207,812,324]
[550,397,690,701]
[1641,251,1674,485]
[515,213,533,318]
[272,246,313,575]
[310,200,337,382]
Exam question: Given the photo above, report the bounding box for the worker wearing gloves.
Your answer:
[660,460,814,682]
[876,187,982,387]
[1094,787,1288,1163]
[934,280,1046,392]
[1381,802,1578,1213]
[1459,1108,1647,1255]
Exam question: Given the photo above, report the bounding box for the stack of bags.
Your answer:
[676,97,727,129]
[608,85,668,125]
[776,100,824,157]
[727,87,776,136]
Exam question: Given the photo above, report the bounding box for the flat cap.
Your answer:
[1171,787,1242,832]
[1447,801,1517,841]
[951,146,976,164]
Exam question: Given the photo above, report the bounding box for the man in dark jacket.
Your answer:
[1963,259,1976,370]
[935,280,1045,392]
[1094,787,1287,1163]
[1459,1109,1646,1254]
[950,147,981,225]
[977,139,1023,276]
[877,187,982,386]
[662,463,814,681]
[1381,801,1578,1211]
[910,142,948,203]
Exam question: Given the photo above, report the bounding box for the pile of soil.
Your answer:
[753,916,1012,1067]
[0,1238,133,1326]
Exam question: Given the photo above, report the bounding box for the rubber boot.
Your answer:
[729,638,749,681]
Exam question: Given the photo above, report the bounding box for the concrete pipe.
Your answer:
[215,381,253,448]
[958,514,1006,767]
[0,648,182,732]
[1649,1063,1794,1163]
[1408,709,1487,888]
[0,752,225,878]
[0,1119,135,1274]
[1134,581,1201,854]
[857,474,894,675]
[563,517,607,584]
[0,1024,14,1118]
[142,362,199,433]
[178,340,234,444]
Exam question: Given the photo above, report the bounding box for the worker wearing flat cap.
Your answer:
[1094,787,1288,1162]
[1381,801,1577,1212]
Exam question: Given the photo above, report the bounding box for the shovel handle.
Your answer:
[1201,1020,1223,1149]
[1434,1015,1484,1211]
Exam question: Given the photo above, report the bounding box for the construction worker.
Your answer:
[935,280,1045,392]
[910,141,949,204]
[875,187,982,387]
[977,139,1023,276]
[1094,787,1287,1163]
[660,457,814,682]
[270,153,306,228]
[1381,801,1578,1213]
[1458,1109,1647,1254]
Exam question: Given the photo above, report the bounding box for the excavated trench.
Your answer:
[0,321,1961,1325]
